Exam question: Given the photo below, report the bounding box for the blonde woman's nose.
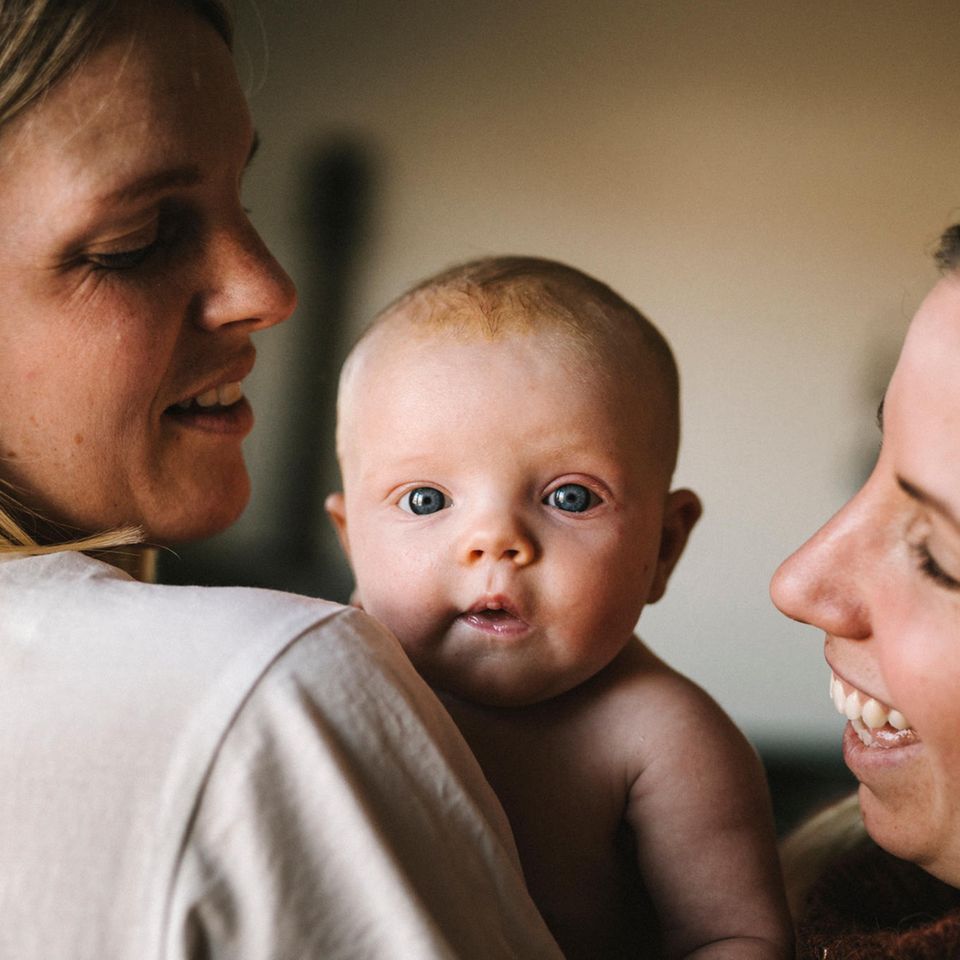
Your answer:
[195,214,297,333]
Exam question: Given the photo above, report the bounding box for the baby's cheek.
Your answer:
[360,582,431,652]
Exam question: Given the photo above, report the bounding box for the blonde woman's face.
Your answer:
[0,4,295,542]
[772,273,960,885]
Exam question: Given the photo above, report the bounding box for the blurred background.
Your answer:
[162,0,960,829]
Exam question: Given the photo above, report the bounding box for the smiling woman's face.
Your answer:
[772,273,960,886]
[0,2,295,543]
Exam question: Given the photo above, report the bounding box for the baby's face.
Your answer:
[331,319,697,706]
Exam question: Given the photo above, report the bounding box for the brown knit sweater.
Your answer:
[797,839,960,959]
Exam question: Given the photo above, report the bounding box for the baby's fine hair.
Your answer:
[346,255,682,473]
[379,256,676,390]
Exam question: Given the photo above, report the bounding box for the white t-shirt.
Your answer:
[0,552,561,959]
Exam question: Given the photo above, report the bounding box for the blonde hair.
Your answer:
[779,792,867,919]
[0,0,231,556]
[0,484,142,556]
[0,1,231,129]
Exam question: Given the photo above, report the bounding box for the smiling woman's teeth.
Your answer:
[830,672,912,746]
[177,381,243,410]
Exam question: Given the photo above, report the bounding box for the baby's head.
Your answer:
[327,256,700,707]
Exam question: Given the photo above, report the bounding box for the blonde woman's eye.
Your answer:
[88,243,158,270]
[400,486,450,515]
[545,483,599,513]
[86,210,182,272]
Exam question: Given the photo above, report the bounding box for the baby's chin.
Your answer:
[427,668,577,710]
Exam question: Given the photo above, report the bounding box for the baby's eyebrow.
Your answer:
[876,394,885,432]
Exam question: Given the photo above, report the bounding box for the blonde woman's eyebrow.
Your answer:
[104,165,202,205]
[101,131,260,206]
[897,476,960,531]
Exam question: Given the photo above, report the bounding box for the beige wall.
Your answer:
[228,1,960,749]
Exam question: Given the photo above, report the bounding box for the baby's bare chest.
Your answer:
[459,710,661,959]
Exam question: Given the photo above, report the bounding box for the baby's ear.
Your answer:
[648,488,702,604]
[324,492,351,562]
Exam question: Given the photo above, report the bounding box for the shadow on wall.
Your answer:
[158,137,374,602]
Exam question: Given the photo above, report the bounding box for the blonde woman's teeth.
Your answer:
[830,672,912,746]
[177,382,243,410]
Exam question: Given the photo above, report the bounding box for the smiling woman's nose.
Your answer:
[460,514,537,566]
[770,497,873,642]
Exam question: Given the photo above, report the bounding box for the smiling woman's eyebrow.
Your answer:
[247,131,260,167]
[101,131,260,205]
[898,475,960,530]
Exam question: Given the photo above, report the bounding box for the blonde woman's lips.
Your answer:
[165,379,252,436]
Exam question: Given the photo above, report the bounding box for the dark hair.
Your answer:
[935,224,960,272]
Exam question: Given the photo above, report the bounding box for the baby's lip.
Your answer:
[459,595,530,635]
[466,594,519,616]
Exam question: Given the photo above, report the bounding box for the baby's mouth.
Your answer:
[830,672,917,748]
[459,598,530,636]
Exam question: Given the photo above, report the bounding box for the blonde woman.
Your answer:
[0,3,561,957]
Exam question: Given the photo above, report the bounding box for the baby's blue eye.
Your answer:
[546,483,597,513]
[400,486,449,515]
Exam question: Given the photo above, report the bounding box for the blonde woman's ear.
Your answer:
[648,488,702,604]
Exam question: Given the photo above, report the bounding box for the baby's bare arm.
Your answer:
[624,661,793,960]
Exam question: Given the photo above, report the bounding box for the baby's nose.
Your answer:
[460,514,537,566]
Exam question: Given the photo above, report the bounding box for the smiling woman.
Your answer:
[0,3,564,957]
[772,226,960,956]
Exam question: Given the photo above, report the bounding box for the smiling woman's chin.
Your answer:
[859,781,960,889]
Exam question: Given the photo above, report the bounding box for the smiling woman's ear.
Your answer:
[648,488,702,604]
[324,491,350,561]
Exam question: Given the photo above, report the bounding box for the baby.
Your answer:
[326,257,792,959]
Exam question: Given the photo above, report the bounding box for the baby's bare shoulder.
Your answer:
[590,640,757,784]
[598,639,730,725]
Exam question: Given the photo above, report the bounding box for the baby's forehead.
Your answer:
[363,292,664,375]
[344,307,675,436]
